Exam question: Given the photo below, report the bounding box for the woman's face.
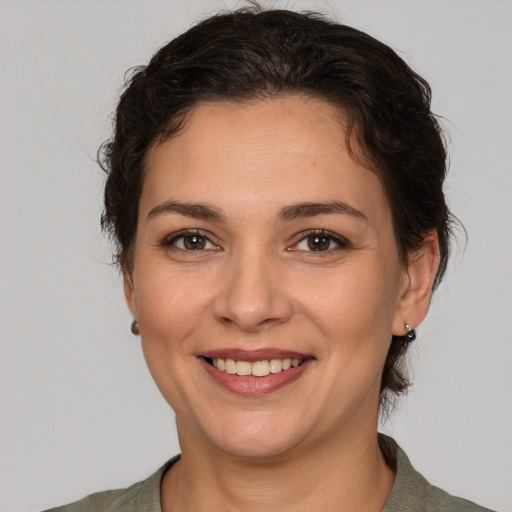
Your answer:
[125,96,416,458]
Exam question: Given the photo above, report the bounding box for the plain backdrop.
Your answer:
[1,1,511,511]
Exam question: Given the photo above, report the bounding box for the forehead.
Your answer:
[142,95,390,223]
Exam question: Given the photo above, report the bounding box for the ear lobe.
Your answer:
[123,270,138,318]
[392,231,441,336]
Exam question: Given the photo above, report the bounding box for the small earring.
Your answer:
[404,323,416,342]
[131,319,140,335]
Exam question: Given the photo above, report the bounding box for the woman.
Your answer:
[44,6,495,512]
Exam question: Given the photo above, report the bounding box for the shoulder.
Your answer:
[424,484,495,512]
[380,435,496,512]
[41,456,179,512]
[42,487,126,512]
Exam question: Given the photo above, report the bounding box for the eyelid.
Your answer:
[289,229,352,251]
[162,229,219,250]
[160,228,350,252]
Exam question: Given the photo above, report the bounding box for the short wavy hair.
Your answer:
[99,6,454,410]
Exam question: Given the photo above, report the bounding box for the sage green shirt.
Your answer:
[43,436,496,512]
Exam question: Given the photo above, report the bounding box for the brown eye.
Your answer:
[166,231,216,251]
[292,231,350,253]
[307,235,331,251]
[182,235,207,250]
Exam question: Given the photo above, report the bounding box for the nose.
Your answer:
[212,249,293,332]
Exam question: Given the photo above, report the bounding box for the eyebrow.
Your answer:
[147,201,225,222]
[147,199,368,224]
[277,201,369,223]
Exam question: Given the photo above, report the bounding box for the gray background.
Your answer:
[0,1,510,511]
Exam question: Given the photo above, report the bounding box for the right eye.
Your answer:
[164,230,218,251]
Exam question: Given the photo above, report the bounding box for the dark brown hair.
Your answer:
[99,6,454,410]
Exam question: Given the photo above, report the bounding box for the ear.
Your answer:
[392,231,441,336]
[123,269,138,319]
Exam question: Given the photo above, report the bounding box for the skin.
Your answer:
[124,95,440,511]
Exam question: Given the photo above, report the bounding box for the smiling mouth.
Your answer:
[199,350,314,395]
[204,357,304,377]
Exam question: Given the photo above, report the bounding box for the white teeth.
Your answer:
[209,357,303,377]
[269,359,282,373]
[225,359,236,374]
[235,360,252,376]
[252,360,270,377]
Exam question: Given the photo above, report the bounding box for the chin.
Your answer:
[185,409,311,461]
[216,430,303,460]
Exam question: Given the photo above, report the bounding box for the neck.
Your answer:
[161,422,395,512]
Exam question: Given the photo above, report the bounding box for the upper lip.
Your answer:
[200,348,314,362]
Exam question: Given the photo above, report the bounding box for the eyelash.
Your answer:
[162,229,218,251]
[161,228,351,254]
[290,229,351,253]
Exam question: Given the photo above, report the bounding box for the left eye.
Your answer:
[294,233,347,252]
[170,233,216,251]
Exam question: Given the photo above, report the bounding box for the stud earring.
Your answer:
[130,320,140,335]
[404,323,416,342]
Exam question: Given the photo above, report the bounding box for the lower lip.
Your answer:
[199,358,314,396]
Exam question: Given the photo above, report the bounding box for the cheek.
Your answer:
[303,261,400,330]
[133,267,215,412]
[133,264,213,352]
[295,259,401,378]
